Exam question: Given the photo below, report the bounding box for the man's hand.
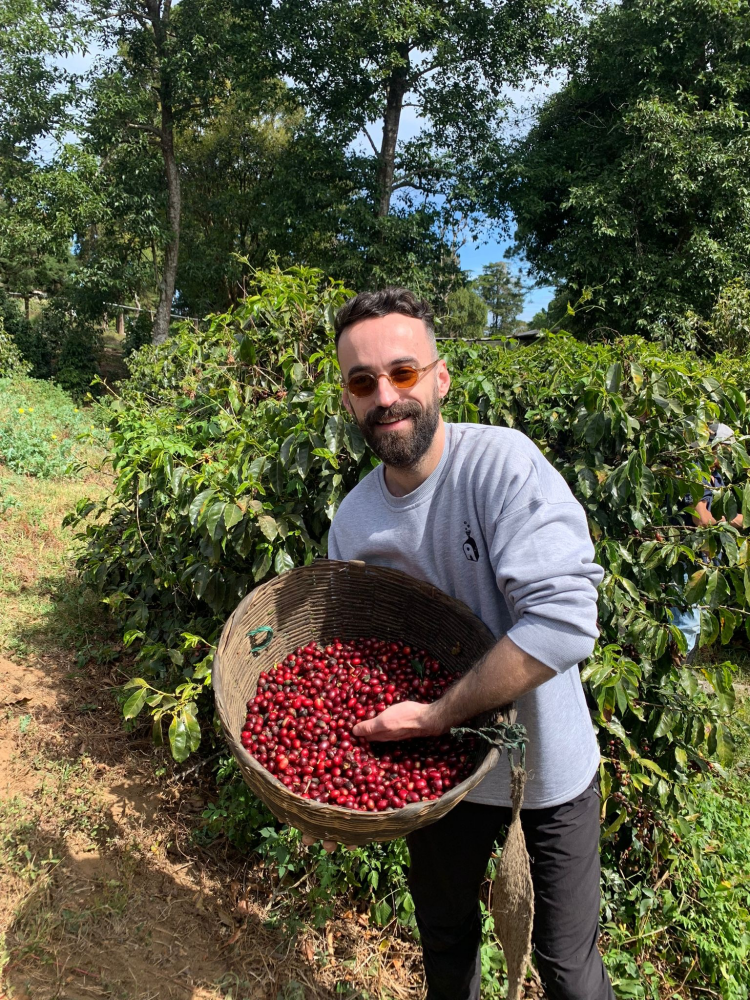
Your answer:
[352,700,441,742]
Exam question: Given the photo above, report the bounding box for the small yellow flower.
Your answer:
[18,407,24,413]
[28,408,33,413]
[51,434,57,440]
[74,407,79,413]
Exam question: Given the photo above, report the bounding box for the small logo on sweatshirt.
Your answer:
[462,521,479,562]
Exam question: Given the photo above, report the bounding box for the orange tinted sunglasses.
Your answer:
[343,359,440,398]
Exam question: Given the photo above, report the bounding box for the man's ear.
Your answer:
[342,390,354,416]
[437,359,451,400]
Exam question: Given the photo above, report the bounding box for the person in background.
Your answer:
[670,422,743,660]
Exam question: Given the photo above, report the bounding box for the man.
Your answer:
[308,287,613,1000]
[671,422,743,660]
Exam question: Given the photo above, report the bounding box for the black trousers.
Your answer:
[406,778,615,1000]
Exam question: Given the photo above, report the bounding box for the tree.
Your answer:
[500,0,750,343]
[85,0,250,342]
[473,261,525,335]
[0,0,82,305]
[441,285,487,339]
[269,0,568,221]
[176,88,356,314]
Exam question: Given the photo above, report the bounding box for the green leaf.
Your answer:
[720,609,736,644]
[684,568,707,604]
[653,710,678,739]
[344,422,366,461]
[152,717,164,747]
[205,501,227,540]
[252,549,272,581]
[605,362,622,393]
[274,548,294,575]
[258,515,279,541]
[224,503,243,530]
[168,715,190,762]
[183,708,202,752]
[188,488,215,527]
[123,687,148,720]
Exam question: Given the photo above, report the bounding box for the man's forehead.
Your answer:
[338,313,432,360]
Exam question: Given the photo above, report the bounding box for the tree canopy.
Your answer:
[500,0,750,344]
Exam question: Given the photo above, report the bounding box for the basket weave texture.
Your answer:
[213,559,513,845]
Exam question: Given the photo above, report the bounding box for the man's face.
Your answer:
[338,313,450,468]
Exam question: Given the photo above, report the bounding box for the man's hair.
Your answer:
[333,287,436,350]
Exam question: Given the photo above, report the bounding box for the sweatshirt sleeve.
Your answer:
[488,495,603,673]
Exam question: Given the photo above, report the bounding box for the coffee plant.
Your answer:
[67,264,749,856]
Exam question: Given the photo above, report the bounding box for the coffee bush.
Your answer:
[68,265,749,854]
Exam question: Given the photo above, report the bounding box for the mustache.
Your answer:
[364,401,422,431]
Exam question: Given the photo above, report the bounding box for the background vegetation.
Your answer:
[2,0,750,997]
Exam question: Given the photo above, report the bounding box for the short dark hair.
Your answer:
[333,287,435,348]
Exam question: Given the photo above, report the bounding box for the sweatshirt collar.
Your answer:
[376,421,453,510]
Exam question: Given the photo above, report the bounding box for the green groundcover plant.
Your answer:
[0,375,105,478]
[67,264,750,996]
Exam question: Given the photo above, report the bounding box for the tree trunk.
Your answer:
[153,105,181,344]
[145,0,181,346]
[116,311,125,338]
[377,47,410,218]
[24,297,30,321]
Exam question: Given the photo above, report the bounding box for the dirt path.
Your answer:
[0,463,423,1000]
[0,648,423,1000]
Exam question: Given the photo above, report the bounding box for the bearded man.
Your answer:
[310,287,613,1000]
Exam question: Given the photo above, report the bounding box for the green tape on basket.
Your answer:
[451,721,528,770]
[247,625,274,653]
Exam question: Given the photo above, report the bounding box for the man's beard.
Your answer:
[358,391,441,469]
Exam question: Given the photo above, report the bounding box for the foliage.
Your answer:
[499,0,750,344]
[472,262,526,336]
[0,1,84,296]
[65,265,750,993]
[0,376,102,477]
[0,318,30,377]
[271,0,571,218]
[601,774,750,999]
[687,278,750,357]
[441,285,487,339]
[68,266,747,825]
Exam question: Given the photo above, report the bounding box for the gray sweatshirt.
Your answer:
[327,421,603,808]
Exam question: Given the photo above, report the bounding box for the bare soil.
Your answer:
[0,648,425,1000]
[0,461,423,1000]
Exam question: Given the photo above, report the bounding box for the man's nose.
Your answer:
[371,374,401,409]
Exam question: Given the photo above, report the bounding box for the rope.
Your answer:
[247,625,274,653]
[451,721,528,769]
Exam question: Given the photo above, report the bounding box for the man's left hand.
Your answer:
[352,700,442,741]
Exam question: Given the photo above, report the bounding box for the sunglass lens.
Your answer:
[389,367,420,388]
[347,374,377,397]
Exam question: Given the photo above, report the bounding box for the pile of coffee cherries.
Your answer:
[240,637,478,811]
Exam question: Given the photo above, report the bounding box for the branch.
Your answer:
[126,121,163,139]
[412,60,438,80]
[362,127,380,157]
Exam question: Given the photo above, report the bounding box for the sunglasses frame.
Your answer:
[342,358,440,397]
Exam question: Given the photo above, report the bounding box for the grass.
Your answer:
[0,464,110,659]
[0,376,108,478]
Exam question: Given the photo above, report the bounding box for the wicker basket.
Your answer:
[213,559,514,845]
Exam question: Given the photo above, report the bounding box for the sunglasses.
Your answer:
[343,359,440,398]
